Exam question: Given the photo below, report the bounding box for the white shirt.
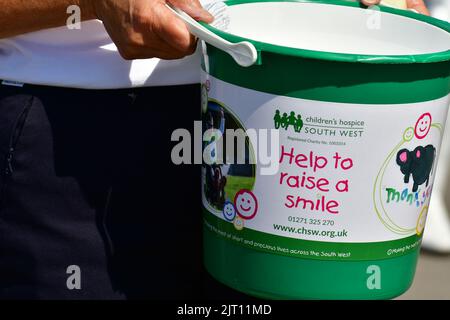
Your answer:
[0,2,222,89]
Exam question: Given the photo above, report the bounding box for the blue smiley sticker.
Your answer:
[223,201,236,222]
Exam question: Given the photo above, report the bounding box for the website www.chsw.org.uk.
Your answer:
[273,224,348,239]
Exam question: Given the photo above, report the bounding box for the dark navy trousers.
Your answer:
[0,83,205,299]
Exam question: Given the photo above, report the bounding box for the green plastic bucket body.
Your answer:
[201,0,450,299]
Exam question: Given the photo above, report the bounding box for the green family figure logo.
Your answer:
[373,112,442,236]
[274,109,304,133]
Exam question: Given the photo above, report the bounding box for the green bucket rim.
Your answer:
[202,0,450,64]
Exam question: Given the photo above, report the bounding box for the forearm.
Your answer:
[0,0,96,39]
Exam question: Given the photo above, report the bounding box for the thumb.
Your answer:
[168,0,215,23]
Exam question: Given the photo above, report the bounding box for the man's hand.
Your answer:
[0,0,213,59]
[91,0,214,60]
[360,0,429,15]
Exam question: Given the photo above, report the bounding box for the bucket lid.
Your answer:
[203,0,450,64]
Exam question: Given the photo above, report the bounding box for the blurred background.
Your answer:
[399,253,450,299]
[397,0,450,300]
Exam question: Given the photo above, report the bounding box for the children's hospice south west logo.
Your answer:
[274,109,304,133]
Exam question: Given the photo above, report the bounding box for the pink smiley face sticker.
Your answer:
[234,189,258,220]
[414,113,432,139]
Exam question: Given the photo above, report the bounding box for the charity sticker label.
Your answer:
[201,73,449,261]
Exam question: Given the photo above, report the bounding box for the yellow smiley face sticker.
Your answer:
[233,217,245,231]
[403,127,414,142]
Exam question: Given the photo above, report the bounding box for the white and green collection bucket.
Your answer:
[200,0,450,299]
